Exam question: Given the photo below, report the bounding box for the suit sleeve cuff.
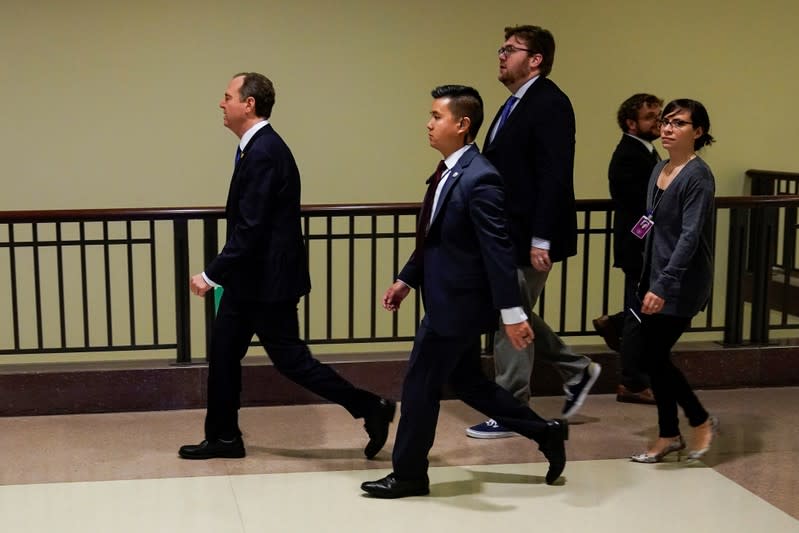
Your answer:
[531,237,550,250]
[202,272,220,288]
[501,307,528,325]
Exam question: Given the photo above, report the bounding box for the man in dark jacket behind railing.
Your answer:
[593,93,663,405]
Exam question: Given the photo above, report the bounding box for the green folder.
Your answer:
[214,287,223,314]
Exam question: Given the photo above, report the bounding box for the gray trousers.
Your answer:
[493,266,591,403]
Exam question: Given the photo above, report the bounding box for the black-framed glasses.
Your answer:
[659,118,693,129]
[497,45,532,57]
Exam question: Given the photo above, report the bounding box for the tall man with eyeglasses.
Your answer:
[466,25,601,439]
[593,94,663,405]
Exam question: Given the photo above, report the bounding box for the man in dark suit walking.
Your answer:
[593,93,663,404]
[361,85,568,499]
[467,26,600,440]
[179,72,395,460]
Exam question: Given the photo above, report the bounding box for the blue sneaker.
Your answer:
[465,419,515,439]
[562,362,601,418]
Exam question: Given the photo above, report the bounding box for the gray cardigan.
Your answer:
[641,156,715,317]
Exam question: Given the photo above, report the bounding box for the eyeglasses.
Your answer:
[659,118,693,129]
[497,45,532,57]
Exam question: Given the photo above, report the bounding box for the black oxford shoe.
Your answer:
[361,473,430,499]
[616,384,657,405]
[178,437,246,460]
[540,419,568,484]
[592,314,621,352]
[363,398,396,459]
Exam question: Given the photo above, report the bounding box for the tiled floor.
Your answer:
[1,388,798,532]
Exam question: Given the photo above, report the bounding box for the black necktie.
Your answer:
[415,160,448,259]
[651,147,661,163]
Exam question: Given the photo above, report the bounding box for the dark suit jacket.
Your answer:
[482,77,577,265]
[397,145,520,337]
[609,134,659,276]
[205,124,311,303]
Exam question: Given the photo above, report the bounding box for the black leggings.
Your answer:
[639,314,709,437]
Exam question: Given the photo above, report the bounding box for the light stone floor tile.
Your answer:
[0,476,244,533]
[232,461,799,533]
[1,388,798,531]
[1,460,797,533]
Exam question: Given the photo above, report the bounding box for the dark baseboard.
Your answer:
[1,342,798,416]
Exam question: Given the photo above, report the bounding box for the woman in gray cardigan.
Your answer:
[630,99,718,463]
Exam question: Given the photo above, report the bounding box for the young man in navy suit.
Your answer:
[179,72,395,460]
[467,25,601,439]
[361,85,568,499]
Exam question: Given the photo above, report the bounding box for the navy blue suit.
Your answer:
[203,123,381,440]
[392,145,549,479]
[205,124,310,302]
[483,77,577,265]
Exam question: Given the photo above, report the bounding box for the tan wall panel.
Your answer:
[2,0,798,362]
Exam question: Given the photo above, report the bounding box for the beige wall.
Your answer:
[2,0,797,212]
[2,1,798,362]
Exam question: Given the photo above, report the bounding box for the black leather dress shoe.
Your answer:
[592,315,621,352]
[361,473,430,499]
[616,384,657,405]
[178,437,246,460]
[540,419,568,484]
[363,398,396,459]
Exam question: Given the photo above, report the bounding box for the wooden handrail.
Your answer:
[746,169,799,180]
[3,195,799,223]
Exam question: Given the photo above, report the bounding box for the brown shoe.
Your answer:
[616,384,656,404]
[592,315,621,352]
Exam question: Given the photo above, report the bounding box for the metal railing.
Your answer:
[747,169,799,196]
[742,170,799,342]
[2,194,799,362]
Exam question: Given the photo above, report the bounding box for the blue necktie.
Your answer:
[235,147,242,166]
[493,95,518,140]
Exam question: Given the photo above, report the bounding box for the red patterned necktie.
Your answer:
[414,160,448,259]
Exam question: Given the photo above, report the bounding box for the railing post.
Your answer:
[781,206,797,271]
[723,208,747,345]
[173,218,191,363]
[203,218,219,361]
[750,174,776,195]
[749,206,777,344]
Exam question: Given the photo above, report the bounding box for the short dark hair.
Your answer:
[504,25,556,77]
[617,93,664,132]
[662,99,715,150]
[431,85,484,142]
[234,72,275,119]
